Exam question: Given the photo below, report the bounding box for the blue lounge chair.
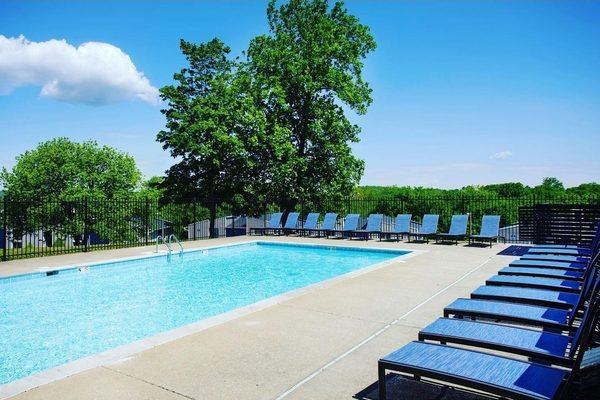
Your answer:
[444,298,574,331]
[486,275,582,292]
[327,214,360,238]
[378,214,411,242]
[470,285,580,310]
[508,259,588,271]
[272,212,300,235]
[300,212,338,237]
[420,293,599,367]
[472,264,598,311]
[506,248,598,280]
[350,213,383,240]
[520,252,592,264]
[249,212,283,235]
[500,266,585,280]
[295,213,320,236]
[444,273,599,332]
[435,214,469,245]
[380,292,600,400]
[408,214,439,243]
[378,340,576,400]
[490,252,599,290]
[524,240,599,263]
[527,246,594,257]
[468,215,503,247]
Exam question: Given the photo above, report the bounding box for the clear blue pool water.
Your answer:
[0,242,407,385]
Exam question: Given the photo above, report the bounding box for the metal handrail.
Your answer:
[155,235,172,254]
[168,234,183,255]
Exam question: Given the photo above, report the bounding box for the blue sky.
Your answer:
[1,1,599,188]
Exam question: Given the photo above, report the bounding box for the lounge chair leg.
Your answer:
[378,364,387,400]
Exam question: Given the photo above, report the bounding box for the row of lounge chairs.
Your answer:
[378,221,600,400]
[249,212,504,246]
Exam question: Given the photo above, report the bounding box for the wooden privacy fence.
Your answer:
[519,204,600,245]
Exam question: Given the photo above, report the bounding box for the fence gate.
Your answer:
[519,204,600,245]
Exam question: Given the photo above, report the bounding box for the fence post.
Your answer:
[83,198,89,253]
[2,197,7,261]
[144,198,150,246]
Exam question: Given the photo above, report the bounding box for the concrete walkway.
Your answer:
[2,236,516,400]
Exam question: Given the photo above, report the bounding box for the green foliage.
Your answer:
[138,176,165,200]
[0,137,140,201]
[158,38,262,231]
[352,178,599,232]
[158,0,376,219]
[356,178,599,199]
[246,0,376,210]
[1,138,142,246]
[0,137,141,201]
[566,183,600,197]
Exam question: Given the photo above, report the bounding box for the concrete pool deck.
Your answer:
[1,236,518,400]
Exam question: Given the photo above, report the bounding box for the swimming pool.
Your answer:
[0,241,409,386]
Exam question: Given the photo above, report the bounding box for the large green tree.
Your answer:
[246,0,376,211]
[1,137,140,201]
[158,39,263,236]
[1,138,141,246]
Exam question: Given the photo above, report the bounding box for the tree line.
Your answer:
[355,178,600,199]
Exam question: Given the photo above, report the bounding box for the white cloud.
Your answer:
[0,35,159,105]
[489,150,513,160]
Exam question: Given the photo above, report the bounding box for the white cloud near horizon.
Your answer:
[489,150,513,160]
[0,35,159,105]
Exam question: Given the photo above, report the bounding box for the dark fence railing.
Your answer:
[2,195,599,261]
[297,195,600,241]
[519,204,600,245]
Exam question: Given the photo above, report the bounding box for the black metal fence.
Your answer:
[2,195,599,261]
[297,195,600,241]
[0,198,240,261]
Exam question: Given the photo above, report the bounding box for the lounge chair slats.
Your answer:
[535,244,590,250]
[249,212,283,235]
[419,318,572,365]
[509,259,587,271]
[468,215,502,247]
[520,254,590,264]
[471,286,579,309]
[408,214,439,243]
[486,275,581,292]
[528,247,592,256]
[274,212,300,235]
[379,214,411,241]
[327,214,360,237]
[436,214,468,244]
[501,266,585,280]
[301,213,320,230]
[298,213,337,237]
[350,214,383,240]
[444,298,571,329]
[379,341,567,400]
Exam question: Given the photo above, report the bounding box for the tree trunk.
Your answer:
[43,230,53,247]
[209,201,218,238]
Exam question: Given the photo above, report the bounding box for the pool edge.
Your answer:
[0,241,419,399]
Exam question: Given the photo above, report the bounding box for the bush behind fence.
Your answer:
[1,195,599,261]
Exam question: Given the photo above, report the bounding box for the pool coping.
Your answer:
[0,240,422,399]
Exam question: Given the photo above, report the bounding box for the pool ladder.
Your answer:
[168,234,184,256]
[155,235,172,254]
[155,235,183,257]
